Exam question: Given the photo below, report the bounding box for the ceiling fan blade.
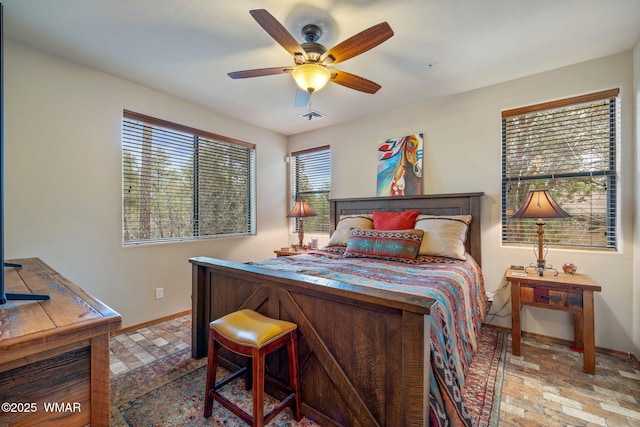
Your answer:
[294,88,311,107]
[228,67,293,79]
[330,70,381,94]
[250,9,308,61]
[320,22,393,65]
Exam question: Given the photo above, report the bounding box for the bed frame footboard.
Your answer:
[191,257,434,427]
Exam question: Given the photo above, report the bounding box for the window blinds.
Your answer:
[501,89,618,249]
[122,110,256,244]
[290,146,331,235]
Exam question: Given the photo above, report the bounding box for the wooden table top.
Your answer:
[506,268,602,292]
[0,258,121,365]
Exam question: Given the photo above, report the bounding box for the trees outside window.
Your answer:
[290,146,331,235]
[122,111,256,244]
[501,89,618,249]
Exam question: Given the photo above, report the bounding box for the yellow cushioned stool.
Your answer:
[203,309,302,427]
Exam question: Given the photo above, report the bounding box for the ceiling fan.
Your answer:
[228,9,394,107]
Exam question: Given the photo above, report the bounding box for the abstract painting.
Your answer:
[377,133,423,196]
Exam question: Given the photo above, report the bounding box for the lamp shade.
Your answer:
[511,190,571,219]
[287,200,317,218]
[292,64,331,93]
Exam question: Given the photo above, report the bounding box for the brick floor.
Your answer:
[109,315,191,376]
[501,335,640,426]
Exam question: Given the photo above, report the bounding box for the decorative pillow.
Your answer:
[343,228,424,263]
[373,210,420,230]
[327,214,374,246]
[413,215,472,260]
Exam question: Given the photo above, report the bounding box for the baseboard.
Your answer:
[112,310,191,336]
[483,323,640,368]
[630,353,640,370]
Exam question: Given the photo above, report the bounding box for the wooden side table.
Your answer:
[274,247,308,257]
[507,268,602,374]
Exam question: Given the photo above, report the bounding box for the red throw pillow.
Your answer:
[373,210,420,230]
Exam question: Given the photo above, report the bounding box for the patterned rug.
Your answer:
[111,327,506,426]
[463,327,506,426]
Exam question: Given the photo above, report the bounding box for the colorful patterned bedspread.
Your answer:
[251,248,488,427]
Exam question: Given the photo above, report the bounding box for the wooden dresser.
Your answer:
[0,258,121,426]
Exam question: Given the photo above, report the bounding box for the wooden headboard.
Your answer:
[330,192,484,266]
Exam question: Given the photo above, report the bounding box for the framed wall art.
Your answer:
[377,133,423,196]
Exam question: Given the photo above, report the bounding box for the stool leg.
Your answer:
[245,357,253,391]
[204,334,220,418]
[287,331,302,421]
[252,348,265,427]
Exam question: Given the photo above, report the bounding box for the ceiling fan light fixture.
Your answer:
[292,64,331,93]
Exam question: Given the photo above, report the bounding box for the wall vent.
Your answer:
[299,110,326,121]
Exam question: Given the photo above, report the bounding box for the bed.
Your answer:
[190,192,486,427]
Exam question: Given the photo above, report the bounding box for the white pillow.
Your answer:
[413,215,472,260]
[327,214,373,246]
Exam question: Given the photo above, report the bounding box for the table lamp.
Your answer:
[511,189,570,276]
[287,199,317,248]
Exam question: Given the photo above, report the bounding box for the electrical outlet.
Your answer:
[155,287,163,299]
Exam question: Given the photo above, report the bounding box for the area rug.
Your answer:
[463,327,506,426]
[111,327,506,426]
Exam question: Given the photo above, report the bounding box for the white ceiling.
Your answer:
[3,0,640,136]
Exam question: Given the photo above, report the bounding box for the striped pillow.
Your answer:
[344,229,424,263]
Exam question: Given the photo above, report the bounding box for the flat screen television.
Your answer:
[0,3,49,304]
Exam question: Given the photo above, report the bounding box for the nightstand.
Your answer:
[274,247,308,257]
[507,268,602,374]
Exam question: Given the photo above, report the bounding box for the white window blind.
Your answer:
[502,89,618,249]
[122,110,256,244]
[290,146,331,234]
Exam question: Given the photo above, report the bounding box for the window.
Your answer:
[122,110,256,244]
[502,89,618,249]
[289,146,331,234]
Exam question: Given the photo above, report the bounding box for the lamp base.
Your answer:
[525,264,559,277]
[527,227,558,277]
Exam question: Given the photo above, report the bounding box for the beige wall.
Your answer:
[289,52,637,354]
[4,40,289,327]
